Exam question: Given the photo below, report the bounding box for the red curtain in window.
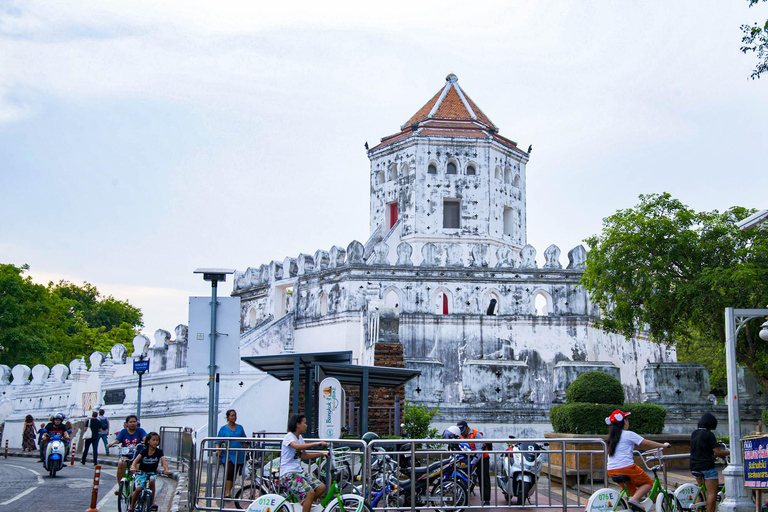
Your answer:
[389,202,398,228]
[442,293,448,315]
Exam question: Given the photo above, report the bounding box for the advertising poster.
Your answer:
[743,435,768,488]
[318,377,344,439]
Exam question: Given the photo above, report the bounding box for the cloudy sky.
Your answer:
[1,0,766,334]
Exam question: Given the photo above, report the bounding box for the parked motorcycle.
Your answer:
[392,448,470,512]
[496,436,548,505]
[42,432,69,477]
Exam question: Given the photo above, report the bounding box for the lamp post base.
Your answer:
[719,464,754,512]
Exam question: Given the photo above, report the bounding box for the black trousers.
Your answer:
[81,436,99,464]
[478,457,491,502]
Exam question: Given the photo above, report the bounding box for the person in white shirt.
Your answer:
[280,414,328,512]
[605,409,670,512]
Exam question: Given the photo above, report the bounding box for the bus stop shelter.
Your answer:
[242,351,420,435]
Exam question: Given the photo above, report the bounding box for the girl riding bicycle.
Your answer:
[280,414,328,512]
[606,409,670,512]
[690,413,730,512]
[129,432,169,512]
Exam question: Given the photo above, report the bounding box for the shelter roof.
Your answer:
[241,351,352,380]
[312,362,420,388]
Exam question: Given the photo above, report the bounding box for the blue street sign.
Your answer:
[133,359,150,374]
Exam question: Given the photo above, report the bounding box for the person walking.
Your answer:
[690,413,730,512]
[215,409,247,499]
[457,420,492,506]
[81,410,101,465]
[22,415,37,452]
[97,409,111,455]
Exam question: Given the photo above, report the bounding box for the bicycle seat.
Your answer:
[691,471,705,479]
[611,475,630,484]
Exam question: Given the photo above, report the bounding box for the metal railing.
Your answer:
[191,435,608,512]
[159,426,195,470]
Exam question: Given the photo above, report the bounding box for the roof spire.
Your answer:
[446,73,459,83]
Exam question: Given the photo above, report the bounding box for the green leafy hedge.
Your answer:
[565,371,624,405]
[550,403,666,435]
[762,410,768,428]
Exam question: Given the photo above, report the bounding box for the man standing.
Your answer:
[97,409,110,455]
[106,415,147,491]
[457,420,491,506]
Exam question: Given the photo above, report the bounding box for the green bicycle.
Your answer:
[117,471,136,512]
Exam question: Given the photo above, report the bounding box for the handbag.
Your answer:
[83,422,93,440]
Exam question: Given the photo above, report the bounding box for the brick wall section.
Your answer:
[287,342,406,437]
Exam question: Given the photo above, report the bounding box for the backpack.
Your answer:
[100,417,109,431]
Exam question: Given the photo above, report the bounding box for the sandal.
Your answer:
[151,505,159,511]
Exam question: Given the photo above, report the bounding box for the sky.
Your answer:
[1,0,766,336]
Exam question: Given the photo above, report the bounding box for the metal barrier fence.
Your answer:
[160,426,195,470]
[192,436,607,512]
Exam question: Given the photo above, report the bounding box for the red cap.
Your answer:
[605,409,631,425]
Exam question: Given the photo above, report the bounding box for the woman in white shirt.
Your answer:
[280,414,328,512]
[605,409,670,512]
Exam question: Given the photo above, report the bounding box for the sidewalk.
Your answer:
[3,448,181,512]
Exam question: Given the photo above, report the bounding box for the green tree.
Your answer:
[741,0,768,79]
[402,400,439,441]
[581,193,768,391]
[0,263,143,367]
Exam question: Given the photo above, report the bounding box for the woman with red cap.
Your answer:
[605,409,670,512]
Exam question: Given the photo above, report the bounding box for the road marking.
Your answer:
[0,486,38,506]
[97,483,119,510]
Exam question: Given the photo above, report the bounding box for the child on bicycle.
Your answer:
[690,413,730,512]
[280,414,328,512]
[605,409,670,512]
[129,432,169,512]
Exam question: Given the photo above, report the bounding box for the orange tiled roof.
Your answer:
[402,74,496,129]
[371,74,522,153]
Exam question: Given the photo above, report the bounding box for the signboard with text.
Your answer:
[743,435,768,488]
[133,359,150,374]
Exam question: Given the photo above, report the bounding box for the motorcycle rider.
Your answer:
[106,414,147,493]
[457,420,491,506]
[41,413,71,464]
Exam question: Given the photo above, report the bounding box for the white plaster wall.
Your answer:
[293,319,364,363]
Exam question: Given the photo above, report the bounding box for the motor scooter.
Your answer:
[42,432,69,477]
[496,436,548,505]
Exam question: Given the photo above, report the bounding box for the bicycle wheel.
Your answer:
[325,494,371,512]
[137,490,153,512]
[233,482,271,510]
[117,480,131,512]
[656,491,680,512]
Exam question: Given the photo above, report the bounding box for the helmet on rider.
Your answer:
[442,426,462,439]
[53,413,65,421]
[362,432,380,444]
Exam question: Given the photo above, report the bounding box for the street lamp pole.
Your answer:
[720,307,768,512]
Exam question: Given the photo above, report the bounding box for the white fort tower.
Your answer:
[369,74,528,262]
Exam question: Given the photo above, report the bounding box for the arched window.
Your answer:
[428,163,438,174]
[447,161,457,175]
[434,289,451,315]
[533,290,553,316]
[248,307,258,327]
[384,288,400,309]
[483,290,501,315]
[513,174,521,188]
[401,163,410,176]
[495,166,501,180]
[504,167,511,183]
[388,163,398,181]
[376,170,385,185]
[466,164,476,175]
[319,292,328,316]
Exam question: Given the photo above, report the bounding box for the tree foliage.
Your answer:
[741,0,768,79]
[565,371,624,405]
[0,263,143,368]
[581,193,768,391]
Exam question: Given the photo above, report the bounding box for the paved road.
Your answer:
[0,457,174,512]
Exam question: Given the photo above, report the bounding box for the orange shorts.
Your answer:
[607,464,653,495]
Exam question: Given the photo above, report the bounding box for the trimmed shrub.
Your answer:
[565,371,624,405]
[550,402,666,435]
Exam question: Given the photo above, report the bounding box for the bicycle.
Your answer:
[117,445,143,512]
[132,471,158,512]
[674,442,730,512]
[586,448,673,512]
[244,447,370,512]
[233,453,281,509]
